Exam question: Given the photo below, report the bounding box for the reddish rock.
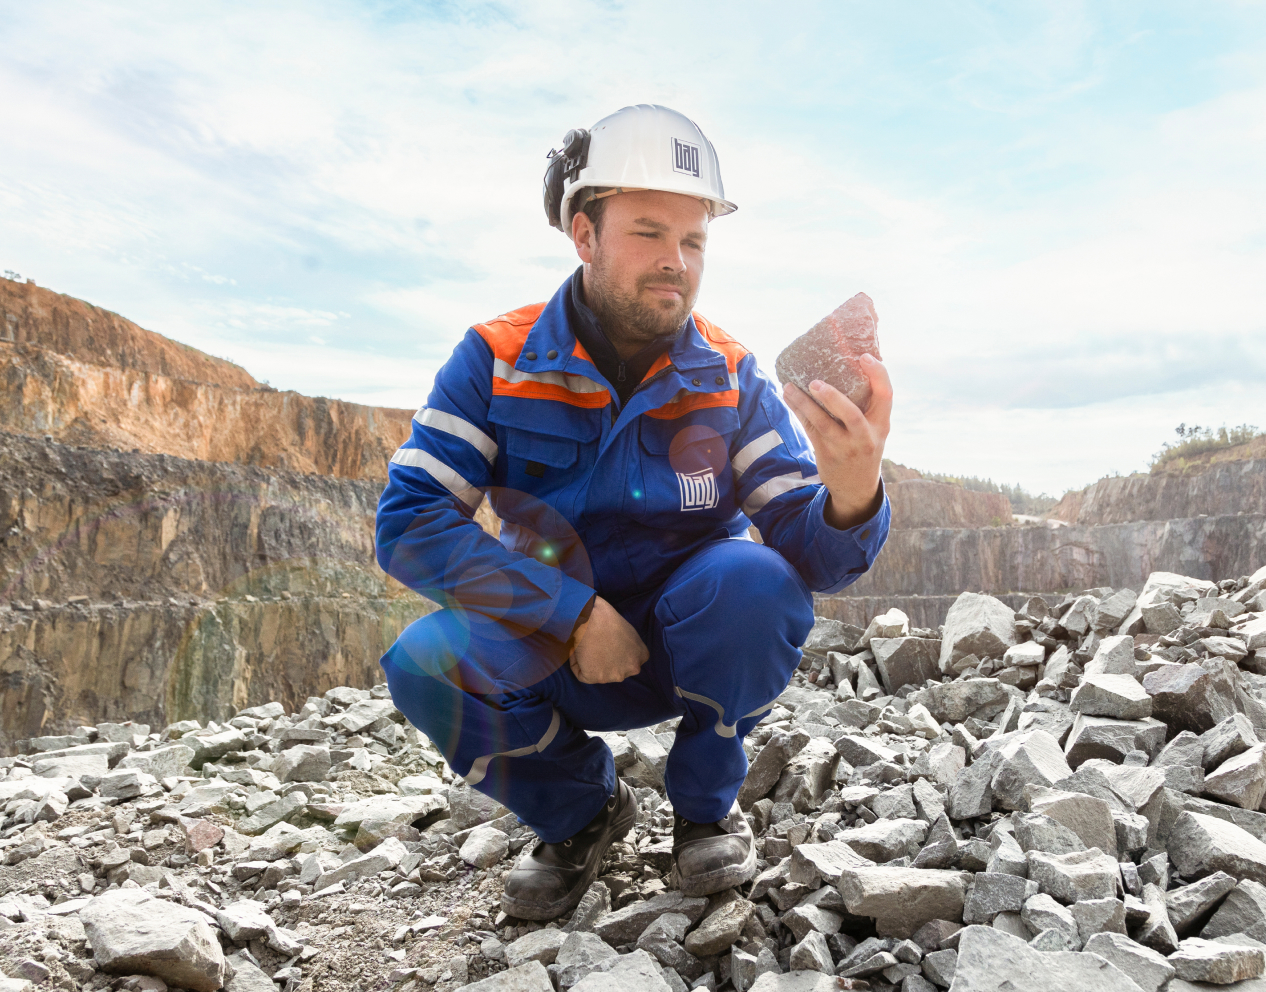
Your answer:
[184,819,224,854]
[775,293,882,413]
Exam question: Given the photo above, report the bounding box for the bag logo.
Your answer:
[677,469,718,511]
[671,137,701,178]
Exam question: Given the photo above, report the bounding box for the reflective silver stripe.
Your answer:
[742,472,821,517]
[463,708,561,786]
[389,447,482,510]
[414,407,498,465]
[492,358,606,394]
[728,370,740,390]
[675,687,776,738]
[731,430,783,479]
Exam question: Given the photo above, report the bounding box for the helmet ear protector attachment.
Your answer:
[542,128,591,230]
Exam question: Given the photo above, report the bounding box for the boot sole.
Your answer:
[500,786,637,921]
[672,839,758,897]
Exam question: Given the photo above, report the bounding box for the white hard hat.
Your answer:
[543,104,737,233]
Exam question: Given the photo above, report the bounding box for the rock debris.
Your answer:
[4,567,1266,990]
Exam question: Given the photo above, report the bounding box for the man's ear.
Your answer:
[572,210,596,263]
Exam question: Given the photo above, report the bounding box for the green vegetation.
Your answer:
[1151,423,1263,472]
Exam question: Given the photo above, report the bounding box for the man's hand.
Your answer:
[569,596,649,684]
[782,354,893,530]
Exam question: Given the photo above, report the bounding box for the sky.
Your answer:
[2,1,1265,497]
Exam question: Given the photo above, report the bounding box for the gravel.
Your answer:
[4,567,1266,991]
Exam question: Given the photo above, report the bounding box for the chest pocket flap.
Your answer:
[505,429,577,469]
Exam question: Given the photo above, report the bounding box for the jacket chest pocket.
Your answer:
[502,428,580,489]
[638,410,739,518]
[488,398,600,495]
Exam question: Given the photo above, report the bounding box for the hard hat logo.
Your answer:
[542,104,737,233]
[671,138,701,179]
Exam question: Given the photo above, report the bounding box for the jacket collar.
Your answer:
[516,272,728,383]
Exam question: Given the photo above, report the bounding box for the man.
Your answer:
[377,104,892,920]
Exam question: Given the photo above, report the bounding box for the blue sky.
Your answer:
[3,1,1264,496]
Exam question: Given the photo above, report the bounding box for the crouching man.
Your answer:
[375,104,892,920]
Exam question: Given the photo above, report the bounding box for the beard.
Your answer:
[587,249,697,348]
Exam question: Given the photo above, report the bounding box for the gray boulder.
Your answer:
[938,593,1017,673]
[1168,811,1266,885]
[989,731,1072,811]
[1064,714,1166,767]
[1028,788,1117,857]
[1134,882,1179,954]
[80,888,225,992]
[1205,743,1266,811]
[1204,879,1266,942]
[1164,871,1236,937]
[948,925,1144,991]
[1200,713,1260,769]
[460,961,554,992]
[1071,675,1151,720]
[1026,848,1120,904]
[871,637,940,695]
[593,892,708,945]
[1143,662,1238,738]
[1080,933,1174,992]
[1168,937,1265,984]
[272,744,331,783]
[835,817,927,862]
[737,729,809,810]
[1013,812,1085,856]
[1020,893,1079,947]
[836,865,970,939]
[1082,635,1137,677]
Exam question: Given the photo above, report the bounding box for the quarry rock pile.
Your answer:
[4,567,1266,991]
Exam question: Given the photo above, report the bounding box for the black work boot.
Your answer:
[671,804,757,896]
[500,779,636,921]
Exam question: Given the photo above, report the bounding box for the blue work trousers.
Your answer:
[380,539,814,842]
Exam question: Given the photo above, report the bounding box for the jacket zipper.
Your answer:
[612,364,677,423]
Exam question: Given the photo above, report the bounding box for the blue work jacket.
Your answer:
[375,273,890,643]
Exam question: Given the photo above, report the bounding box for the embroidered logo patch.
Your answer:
[677,469,718,511]
[671,137,701,178]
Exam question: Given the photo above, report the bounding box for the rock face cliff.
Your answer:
[887,478,1013,529]
[0,432,400,604]
[0,595,428,752]
[0,277,412,478]
[1050,458,1266,526]
[834,513,1266,600]
[0,277,258,388]
[0,278,438,744]
[0,432,435,750]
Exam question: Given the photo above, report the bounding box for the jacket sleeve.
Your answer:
[729,354,890,593]
[375,329,595,641]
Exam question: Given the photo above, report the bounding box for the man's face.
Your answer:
[573,190,709,352]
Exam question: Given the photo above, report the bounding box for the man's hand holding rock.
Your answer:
[782,353,893,530]
[569,596,649,684]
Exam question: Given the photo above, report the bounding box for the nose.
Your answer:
[658,245,686,274]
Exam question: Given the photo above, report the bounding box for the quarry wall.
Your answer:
[1050,457,1266,526]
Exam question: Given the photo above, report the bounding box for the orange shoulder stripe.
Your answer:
[691,312,750,372]
[473,302,547,359]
